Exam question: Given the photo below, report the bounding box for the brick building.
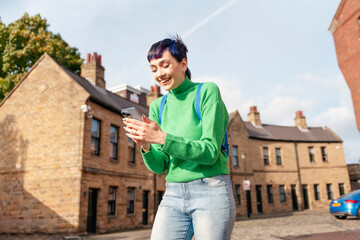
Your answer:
[228,107,351,216]
[0,53,165,235]
[348,162,360,190]
[0,53,352,235]
[329,0,360,131]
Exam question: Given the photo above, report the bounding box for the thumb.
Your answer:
[142,115,152,123]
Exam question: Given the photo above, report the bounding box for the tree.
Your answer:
[0,13,83,101]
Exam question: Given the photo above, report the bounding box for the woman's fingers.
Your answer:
[142,115,152,123]
[123,117,144,127]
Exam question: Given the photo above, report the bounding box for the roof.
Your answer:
[60,65,149,116]
[244,122,341,143]
[0,53,149,116]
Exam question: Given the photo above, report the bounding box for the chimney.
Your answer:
[81,52,105,89]
[294,110,308,130]
[146,85,162,106]
[248,106,262,126]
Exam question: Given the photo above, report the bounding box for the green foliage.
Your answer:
[0,13,83,102]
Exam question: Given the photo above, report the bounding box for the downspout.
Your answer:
[293,141,303,211]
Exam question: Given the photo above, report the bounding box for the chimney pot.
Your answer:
[81,51,105,89]
[294,110,308,130]
[155,85,161,93]
[150,86,154,93]
[248,105,261,126]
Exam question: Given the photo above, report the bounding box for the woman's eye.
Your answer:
[164,64,169,68]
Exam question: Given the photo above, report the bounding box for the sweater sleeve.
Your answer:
[161,83,229,165]
[141,100,170,174]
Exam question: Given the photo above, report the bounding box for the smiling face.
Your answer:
[149,50,188,91]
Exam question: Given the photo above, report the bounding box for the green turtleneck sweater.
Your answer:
[141,77,229,182]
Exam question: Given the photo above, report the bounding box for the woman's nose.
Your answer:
[157,68,165,78]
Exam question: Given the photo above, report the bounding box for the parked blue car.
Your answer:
[330,189,360,219]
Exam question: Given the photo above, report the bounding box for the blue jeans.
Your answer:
[151,174,236,240]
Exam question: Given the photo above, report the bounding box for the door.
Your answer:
[302,185,309,210]
[142,191,149,225]
[246,190,252,217]
[87,188,98,233]
[291,185,298,211]
[256,185,263,213]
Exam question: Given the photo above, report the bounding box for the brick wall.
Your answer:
[0,54,89,234]
[331,0,360,131]
[78,102,166,233]
[227,111,350,217]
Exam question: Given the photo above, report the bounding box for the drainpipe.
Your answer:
[293,141,303,210]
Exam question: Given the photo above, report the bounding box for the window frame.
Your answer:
[235,184,241,205]
[263,147,269,165]
[321,147,328,162]
[326,184,333,200]
[314,184,320,201]
[108,186,117,215]
[91,118,101,155]
[275,148,282,165]
[338,183,345,196]
[232,145,239,167]
[128,137,136,163]
[127,187,135,214]
[110,125,119,160]
[279,185,286,202]
[308,146,315,163]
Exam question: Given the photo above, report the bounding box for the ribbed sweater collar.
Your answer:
[170,76,195,95]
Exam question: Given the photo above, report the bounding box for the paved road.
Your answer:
[1,210,359,240]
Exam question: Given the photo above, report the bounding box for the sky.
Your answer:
[1,0,359,163]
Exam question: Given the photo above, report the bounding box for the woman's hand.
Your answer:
[123,115,166,147]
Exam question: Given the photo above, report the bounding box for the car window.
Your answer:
[344,190,360,198]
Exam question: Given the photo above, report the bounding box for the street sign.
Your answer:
[243,180,250,190]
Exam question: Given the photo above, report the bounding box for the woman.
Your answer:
[123,36,235,240]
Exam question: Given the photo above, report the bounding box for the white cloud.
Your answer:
[195,75,243,113]
[261,96,313,126]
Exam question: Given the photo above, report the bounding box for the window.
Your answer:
[279,185,286,202]
[321,147,328,162]
[110,125,118,160]
[339,183,345,196]
[263,147,269,165]
[128,137,136,163]
[235,184,241,205]
[314,184,320,201]
[232,146,238,166]
[127,187,135,214]
[327,184,333,200]
[157,191,164,206]
[108,186,117,215]
[276,148,282,165]
[91,118,101,155]
[308,147,315,162]
[267,185,273,203]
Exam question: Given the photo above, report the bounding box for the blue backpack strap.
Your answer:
[159,94,168,124]
[195,83,204,121]
[222,130,229,156]
[195,83,229,156]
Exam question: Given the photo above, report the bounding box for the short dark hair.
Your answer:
[147,35,191,79]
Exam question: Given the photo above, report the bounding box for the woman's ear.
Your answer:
[181,58,188,72]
